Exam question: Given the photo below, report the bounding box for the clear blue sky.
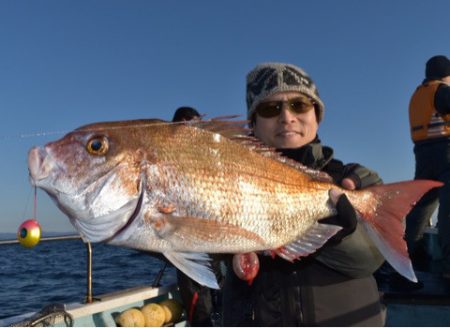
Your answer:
[0,0,448,234]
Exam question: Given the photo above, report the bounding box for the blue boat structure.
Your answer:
[0,236,187,327]
[377,227,450,326]
[2,284,185,327]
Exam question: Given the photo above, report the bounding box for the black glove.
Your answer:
[320,194,357,244]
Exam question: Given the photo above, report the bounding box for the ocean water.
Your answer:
[0,237,176,320]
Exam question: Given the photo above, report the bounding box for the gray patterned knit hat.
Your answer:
[246,63,325,122]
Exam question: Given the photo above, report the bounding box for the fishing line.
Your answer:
[18,187,38,221]
[20,187,33,220]
[0,116,246,141]
[33,187,37,220]
[0,130,69,141]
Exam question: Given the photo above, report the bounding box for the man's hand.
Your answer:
[321,179,358,244]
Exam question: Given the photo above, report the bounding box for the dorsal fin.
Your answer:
[186,116,333,183]
[190,115,251,139]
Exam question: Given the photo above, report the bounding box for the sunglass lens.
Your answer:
[256,103,281,118]
[290,99,310,113]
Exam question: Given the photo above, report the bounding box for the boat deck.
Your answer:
[0,284,187,327]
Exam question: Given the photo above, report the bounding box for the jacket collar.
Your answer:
[278,136,334,170]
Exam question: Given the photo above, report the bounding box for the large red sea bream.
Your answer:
[28,119,441,288]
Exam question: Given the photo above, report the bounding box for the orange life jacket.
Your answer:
[409,81,450,142]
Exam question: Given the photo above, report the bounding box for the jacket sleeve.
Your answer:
[435,83,450,115]
[341,163,383,188]
[315,163,384,278]
[315,223,385,278]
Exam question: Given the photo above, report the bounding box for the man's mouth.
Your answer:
[276,130,302,137]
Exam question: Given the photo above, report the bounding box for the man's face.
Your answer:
[253,91,319,149]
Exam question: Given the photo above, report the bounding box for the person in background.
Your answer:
[406,55,450,277]
[221,62,386,326]
[172,106,223,326]
[172,106,201,122]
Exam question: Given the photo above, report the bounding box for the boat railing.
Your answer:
[0,235,94,304]
[0,234,169,305]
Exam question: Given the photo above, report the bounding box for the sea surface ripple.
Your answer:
[0,238,175,320]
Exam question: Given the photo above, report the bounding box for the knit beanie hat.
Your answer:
[425,55,450,80]
[246,63,325,122]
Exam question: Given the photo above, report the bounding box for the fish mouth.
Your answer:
[28,147,56,184]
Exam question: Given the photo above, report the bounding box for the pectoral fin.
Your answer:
[164,251,219,289]
[146,213,265,246]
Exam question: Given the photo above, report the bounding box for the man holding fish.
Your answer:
[28,62,441,326]
[222,62,387,326]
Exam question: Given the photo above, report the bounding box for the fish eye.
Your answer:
[86,136,109,156]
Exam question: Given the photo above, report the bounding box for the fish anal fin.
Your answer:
[275,223,342,261]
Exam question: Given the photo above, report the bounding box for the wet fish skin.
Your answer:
[28,119,442,288]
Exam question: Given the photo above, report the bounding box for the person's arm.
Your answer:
[435,83,450,114]
[315,165,384,278]
[316,212,384,278]
[340,163,383,188]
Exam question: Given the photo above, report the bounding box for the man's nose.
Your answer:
[278,104,296,122]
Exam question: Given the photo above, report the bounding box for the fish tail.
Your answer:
[355,180,443,282]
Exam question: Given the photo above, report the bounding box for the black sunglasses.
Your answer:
[255,97,315,118]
